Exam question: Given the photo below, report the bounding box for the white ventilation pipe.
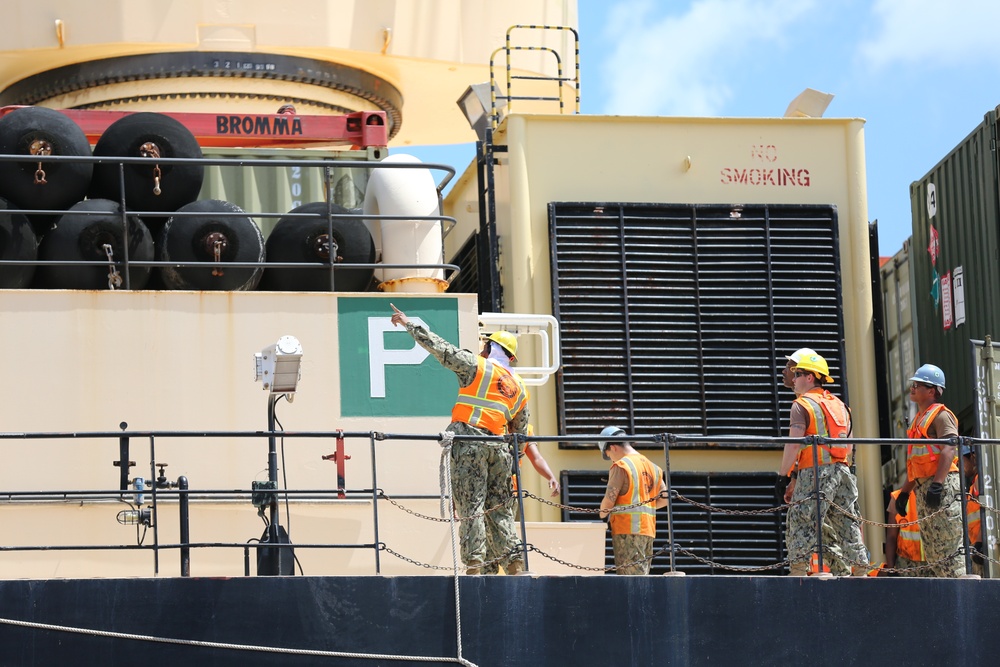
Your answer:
[362,153,447,293]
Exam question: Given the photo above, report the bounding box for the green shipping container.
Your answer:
[198,147,378,238]
[909,105,1000,432]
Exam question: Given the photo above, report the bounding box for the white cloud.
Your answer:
[598,0,817,116]
[859,0,1000,70]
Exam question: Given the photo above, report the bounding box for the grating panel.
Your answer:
[447,232,480,298]
[550,203,845,443]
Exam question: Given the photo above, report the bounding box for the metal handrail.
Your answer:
[0,428,989,578]
[0,152,460,286]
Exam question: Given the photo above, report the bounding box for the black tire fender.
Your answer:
[0,196,39,288]
[157,199,264,291]
[0,106,93,211]
[91,112,204,213]
[36,198,154,289]
[260,201,375,292]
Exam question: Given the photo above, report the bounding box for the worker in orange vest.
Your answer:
[886,487,925,575]
[892,364,965,577]
[962,444,984,576]
[598,426,668,575]
[390,304,529,576]
[777,352,867,576]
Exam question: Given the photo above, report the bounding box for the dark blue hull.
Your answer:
[2,575,997,665]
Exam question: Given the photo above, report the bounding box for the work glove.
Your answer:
[925,482,944,509]
[894,490,910,518]
[775,475,790,502]
[973,542,984,566]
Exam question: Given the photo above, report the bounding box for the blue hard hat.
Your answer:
[910,364,946,390]
[961,444,973,457]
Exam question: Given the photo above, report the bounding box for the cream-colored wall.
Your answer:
[0,290,478,495]
[445,113,881,553]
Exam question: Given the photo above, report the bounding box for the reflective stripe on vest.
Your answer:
[451,357,528,436]
[893,489,924,562]
[794,390,851,469]
[905,403,958,480]
[609,454,662,538]
[968,475,981,545]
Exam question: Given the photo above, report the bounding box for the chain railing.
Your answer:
[0,428,995,578]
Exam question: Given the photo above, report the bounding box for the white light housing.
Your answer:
[254,335,303,395]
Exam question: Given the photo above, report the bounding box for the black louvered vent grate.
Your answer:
[447,232,479,297]
[550,203,845,443]
[562,470,786,575]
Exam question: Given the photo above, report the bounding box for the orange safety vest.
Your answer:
[793,389,852,469]
[905,403,959,480]
[451,357,528,436]
[609,453,664,537]
[892,488,924,563]
[968,474,981,545]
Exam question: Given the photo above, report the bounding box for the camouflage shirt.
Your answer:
[403,322,529,436]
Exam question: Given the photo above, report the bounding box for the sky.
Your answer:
[405,0,1000,258]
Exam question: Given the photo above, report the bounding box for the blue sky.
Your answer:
[406,0,1000,258]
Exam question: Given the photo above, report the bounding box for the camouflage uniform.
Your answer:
[914,474,965,577]
[785,464,867,576]
[893,553,925,577]
[612,534,653,575]
[403,322,527,571]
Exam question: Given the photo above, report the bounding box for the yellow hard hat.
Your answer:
[487,330,518,360]
[793,353,834,383]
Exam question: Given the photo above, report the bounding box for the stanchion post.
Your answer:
[370,432,381,574]
[957,435,973,576]
[512,433,531,572]
[810,435,825,573]
[663,433,677,574]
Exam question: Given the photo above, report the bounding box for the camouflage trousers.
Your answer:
[447,424,522,571]
[612,533,654,575]
[894,553,926,577]
[914,473,966,578]
[786,464,868,576]
[483,493,523,574]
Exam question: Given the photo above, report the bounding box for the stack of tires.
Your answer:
[0,107,379,292]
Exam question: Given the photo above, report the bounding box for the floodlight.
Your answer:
[457,82,505,142]
[254,335,303,396]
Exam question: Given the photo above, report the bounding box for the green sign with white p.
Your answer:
[338,296,460,416]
